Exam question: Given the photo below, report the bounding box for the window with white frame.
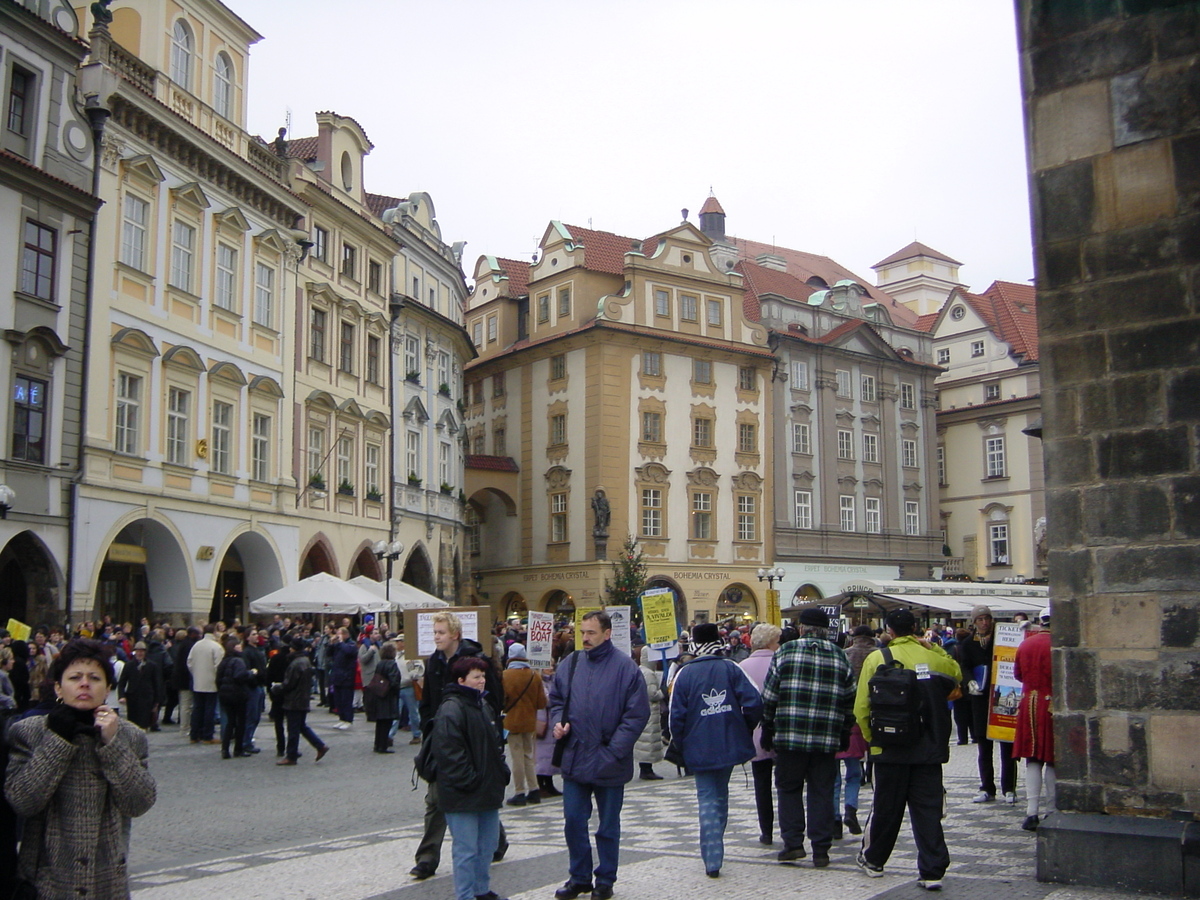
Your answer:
[654,289,670,317]
[405,431,420,479]
[971,340,985,357]
[121,195,148,270]
[404,336,420,377]
[642,411,662,443]
[115,373,141,455]
[692,491,712,539]
[837,429,854,459]
[707,298,722,326]
[550,354,566,380]
[937,446,946,485]
[905,500,920,536]
[680,294,698,321]
[738,367,756,391]
[472,432,485,455]
[738,422,757,453]
[166,387,190,465]
[986,436,1007,478]
[437,351,450,389]
[791,360,809,390]
[211,401,233,474]
[937,347,950,365]
[641,488,662,537]
[537,294,549,323]
[839,495,856,532]
[642,351,661,376]
[439,442,451,487]
[170,19,193,88]
[693,416,713,448]
[557,287,571,318]
[794,490,813,529]
[863,432,879,463]
[487,316,497,342]
[551,492,568,542]
[307,426,324,480]
[836,369,852,398]
[213,52,233,118]
[313,225,328,263]
[693,359,712,384]
[902,438,918,468]
[989,523,1009,565]
[472,321,483,347]
[861,374,877,402]
[737,494,757,541]
[792,422,811,454]
[252,414,270,482]
[865,497,881,534]
[254,262,274,327]
[985,382,1001,402]
[170,221,195,292]
[336,435,353,488]
[900,382,916,409]
[550,414,566,446]
[215,244,237,310]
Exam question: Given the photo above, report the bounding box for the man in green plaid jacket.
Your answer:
[760,607,855,869]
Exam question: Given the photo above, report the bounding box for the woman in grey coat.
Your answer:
[634,645,665,779]
[5,638,156,899]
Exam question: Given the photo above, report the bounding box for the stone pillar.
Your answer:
[1016,0,1200,893]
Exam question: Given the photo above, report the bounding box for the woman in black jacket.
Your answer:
[216,635,255,759]
[432,656,510,900]
[364,641,403,753]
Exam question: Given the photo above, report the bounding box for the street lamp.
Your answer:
[373,540,404,626]
[756,566,786,588]
[472,570,484,599]
[0,484,14,519]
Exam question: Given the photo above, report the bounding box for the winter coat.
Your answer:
[117,659,164,728]
[358,641,380,687]
[5,715,156,899]
[419,637,503,730]
[633,660,664,764]
[364,658,402,722]
[242,642,268,688]
[669,654,761,772]
[1012,630,1053,764]
[170,637,197,691]
[431,682,510,813]
[738,648,777,762]
[548,639,650,787]
[328,639,358,688]
[216,652,254,707]
[278,652,314,711]
[187,634,223,693]
[501,665,546,734]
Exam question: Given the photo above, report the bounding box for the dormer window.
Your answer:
[340,151,353,191]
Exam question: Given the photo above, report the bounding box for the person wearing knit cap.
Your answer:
[958,604,1016,804]
[759,606,855,869]
[502,642,547,807]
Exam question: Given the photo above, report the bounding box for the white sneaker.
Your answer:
[1003,792,1017,805]
[856,851,884,878]
[918,879,943,891]
[334,722,350,730]
[972,791,995,803]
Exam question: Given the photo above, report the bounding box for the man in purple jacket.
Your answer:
[549,610,650,900]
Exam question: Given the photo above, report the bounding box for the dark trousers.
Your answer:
[270,702,287,755]
[332,685,354,723]
[220,698,247,756]
[191,691,218,741]
[862,761,950,880]
[416,781,508,871]
[374,718,394,751]
[971,695,1016,794]
[952,698,974,743]
[163,685,179,722]
[774,748,837,854]
[751,758,774,840]
[315,668,327,704]
[284,708,325,760]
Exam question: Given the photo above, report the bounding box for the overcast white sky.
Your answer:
[233,0,1034,292]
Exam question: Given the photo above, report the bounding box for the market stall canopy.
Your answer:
[248,572,392,615]
[347,576,449,610]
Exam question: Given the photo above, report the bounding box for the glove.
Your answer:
[760,723,775,753]
[47,704,99,741]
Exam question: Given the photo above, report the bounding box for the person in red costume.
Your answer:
[1012,607,1054,831]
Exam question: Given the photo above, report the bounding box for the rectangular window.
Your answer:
[641,488,662,537]
[215,244,237,310]
[837,429,854,459]
[551,492,568,542]
[865,497,881,534]
[170,221,195,292]
[537,294,549,323]
[557,287,571,318]
[366,335,381,384]
[121,195,148,270]
[901,382,916,409]
[404,335,420,378]
[679,294,698,321]
[252,414,271,482]
[339,322,354,372]
[405,431,420,478]
[971,340,985,357]
[905,500,920,536]
[365,443,380,494]
[336,436,353,488]
[368,260,382,294]
[937,347,950,365]
[471,431,485,455]
[642,411,662,443]
[693,359,712,384]
[989,523,1009,565]
[642,351,661,377]
[466,507,481,555]
[860,374,876,402]
[692,491,712,540]
[472,321,483,348]
[792,422,811,454]
[166,387,189,466]
[435,351,449,392]
[487,316,498,342]
[550,414,566,446]
[492,371,505,398]
[20,221,55,300]
[738,366,756,391]
[429,286,436,308]
[307,426,324,480]
[863,432,879,463]
[937,446,946,485]
[7,65,32,140]
[471,381,483,405]
[794,490,812,530]
[11,374,47,463]
[313,226,328,263]
[836,369,852,398]
[654,289,670,317]
[439,442,451,487]
[986,436,1007,478]
[253,262,274,327]
[413,276,420,297]
[839,495,856,532]
[115,373,141,455]
[985,382,1001,402]
[341,243,356,279]
[310,308,327,361]
[791,360,809,390]
[738,422,756,453]
[550,354,566,380]
[706,298,722,326]
[211,400,232,475]
[693,416,712,448]
[902,438,918,468]
[493,427,506,457]
[737,494,756,541]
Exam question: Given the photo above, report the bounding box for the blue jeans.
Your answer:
[191,691,218,741]
[284,708,325,761]
[399,686,421,739]
[834,756,863,815]
[694,767,733,873]
[563,779,624,888]
[445,809,499,900]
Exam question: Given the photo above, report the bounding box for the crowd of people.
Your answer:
[0,601,1054,899]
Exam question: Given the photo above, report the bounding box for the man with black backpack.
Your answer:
[854,608,962,892]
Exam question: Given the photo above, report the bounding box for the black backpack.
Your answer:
[867,647,923,747]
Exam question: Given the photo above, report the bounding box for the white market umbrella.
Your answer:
[248,572,392,615]
[347,575,449,610]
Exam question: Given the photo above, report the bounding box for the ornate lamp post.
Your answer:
[373,540,404,629]
[0,484,14,519]
[756,566,786,626]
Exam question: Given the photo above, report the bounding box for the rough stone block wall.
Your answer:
[1018,0,1200,817]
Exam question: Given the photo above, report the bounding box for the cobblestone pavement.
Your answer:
[128,719,1157,900]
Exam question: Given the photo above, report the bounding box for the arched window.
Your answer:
[170,20,193,89]
[213,52,233,118]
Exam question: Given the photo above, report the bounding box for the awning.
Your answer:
[783,580,1049,620]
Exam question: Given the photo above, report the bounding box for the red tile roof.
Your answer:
[496,258,530,297]
[466,454,519,473]
[560,223,636,275]
[735,260,818,322]
[700,194,725,216]
[366,192,404,219]
[281,136,319,161]
[914,313,939,333]
[872,241,963,269]
[950,280,1039,363]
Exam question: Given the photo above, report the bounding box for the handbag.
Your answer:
[365,671,390,700]
[551,651,581,767]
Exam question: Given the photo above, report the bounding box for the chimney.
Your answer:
[755,253,787,272]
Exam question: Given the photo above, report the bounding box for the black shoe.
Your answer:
[150,726,161,732]
[813,852,830,868]
[410,863,436,880]
[235,751,253,757]
[778,846,806,863]
[759,834,773,845]
[591,887,613,900]
[526,790,541,804]
[222,752,232,759]
[1021,815,1040,831]
[244,746,261,754]
[554,883,593,900]
[374,748,396,754]
[845,807,861,835]
[506,793,527,807]
[476,893,508,900]
[639,770,663,780]
[492,846,507,862]
[706,869,720,878]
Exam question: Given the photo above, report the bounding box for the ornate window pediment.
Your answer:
[545,465,572,489]
[686,467,719,487]
[170,182,211,211]
[437,410,459,434]
[403,396,429,423]
[635,462,672,484]
[162,344,205,372]
[248,374,285,398]
[208,360,247,386]
[254,228,292,255]
[121,154,165,185]
[214,206,251,232]
[337,397,366,419]
[6,326,69,359]
[111,327,158,359]
[733,471,762,491]
[307,389,337,410]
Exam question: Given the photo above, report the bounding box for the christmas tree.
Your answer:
[605,535,647,611]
